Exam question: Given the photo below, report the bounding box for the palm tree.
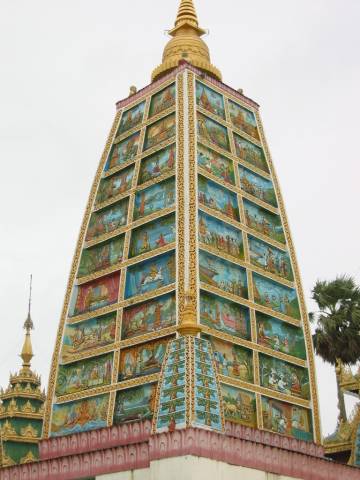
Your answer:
[310,275,360,422]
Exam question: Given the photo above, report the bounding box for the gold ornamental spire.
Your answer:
[21,275,34,369]
[151,0,222,82]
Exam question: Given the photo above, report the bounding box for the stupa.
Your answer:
[0,278,45,467]
[2,1,360,479]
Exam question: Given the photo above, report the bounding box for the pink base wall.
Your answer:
[1,422,359,480]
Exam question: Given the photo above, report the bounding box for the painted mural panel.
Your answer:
[69,273,120,317]
[253,273,300,320]
[248,235,293,281]
[233,133,269,173]
[262,396,313,441]
[197,113,230,151]
[144,114,176,150]
[198,210,244,260]
[85,198,128,242]
[78,235,124,278]
[198,175,239,221]
[243,199,285,244]
[228,99,260,140]
[204,335,253,383]
[113,383,157,424]
[121,293,176,340]
[199,250,248,299]
[124,251,176,299]
[133,178,175,221]
[62,312,116,361]
[239,165,277,207]
[149,83,176,117]
[118,336,171,381]
[256,312,306,360]
[118,101,145,135]
[96,165,134,204]
[200,291,250,340]
[138,144,175,185]
[221,383,257,427]
[50,394,109,437]
[259,353,310,400]
[196,81,225,119]
[55,353,113,397]
[197,143,235,185]
[129,214,175,258]
[105,132,140,171]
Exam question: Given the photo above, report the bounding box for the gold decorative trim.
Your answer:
[200,283,301,327]
[219,375,311,409]
[199,204,287,252]
[177,72,185,320]
[43,109,123,437]
[77,242,176,285]
[199,243,294,289]
[255,110,321,444]
[201,325,306,368]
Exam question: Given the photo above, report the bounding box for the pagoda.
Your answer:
[0,280,45,467]
[3,1,360,479]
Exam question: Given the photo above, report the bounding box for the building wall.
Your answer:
[97,456,301,480]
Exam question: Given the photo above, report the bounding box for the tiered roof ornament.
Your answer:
[0,276,45,467]
[152,0,221,81]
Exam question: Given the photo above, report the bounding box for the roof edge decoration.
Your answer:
[151,0,222,82]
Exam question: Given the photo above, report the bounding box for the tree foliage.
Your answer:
[310,275,360,365]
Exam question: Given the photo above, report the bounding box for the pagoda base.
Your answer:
[1,421,360,480]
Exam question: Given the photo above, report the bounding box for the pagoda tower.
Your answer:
[0,279,45,466]
[44,0,321,448]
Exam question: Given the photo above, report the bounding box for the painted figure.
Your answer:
[96,165,134,204]
[70,273,120,316]
[197,144,235,185]
[262,396,313,441]
[62,313,116,360]
[233,133,269,173]
[221,384,257,427]
[130,214,175,258]
[259,354,310,399]
[125,252,176,298]
[248,235,293,281]
[199,250,248,299]
[196,81,225,118]
[50,395,109,437]
[243,199,285,244]
[122,293,176,340]
[253,273,300,319]
[119,337,171,380]
[105,132,140,171]
[113,384,156,424]
[55,353,113,396]
[144,114,176,150]
[228,100,260,140]
[197,113,230,151]
[256,312,306,360]
[138,144,176,184]
[205,335,253,383]
[133,178,175,220]
[239,165,277,207]
[200,291,250,339]
[198,176,239,221]
[86,199,128,241]
[118,102,145,135]
[198,211,244,260]
[78,235,124,277]
[149,83,176,117]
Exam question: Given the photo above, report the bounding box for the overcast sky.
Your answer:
[0,0,359,438]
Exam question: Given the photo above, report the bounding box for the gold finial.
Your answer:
[151,0,222,82]
[21,275,34,369]
[177,291,202,336]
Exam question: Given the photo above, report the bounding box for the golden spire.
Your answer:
[21,275,34,369]
[151,0,222,82]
